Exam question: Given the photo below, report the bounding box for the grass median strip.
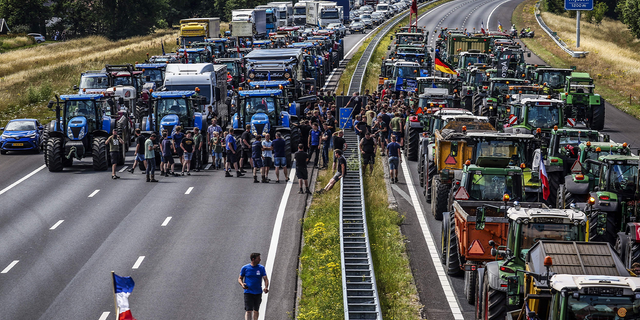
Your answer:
[513,0,640,118]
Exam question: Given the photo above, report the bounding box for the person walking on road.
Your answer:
[272,132,288,183]
[389,112,404,147]
[387,135,402,183]
[211,131,224,170]
[252,135,264,183]
[294,144,310,194]
[360,131,377,175]
[106,129,124,179]
[262,133,273,182]
[316,149,347,194]
[181,131,195,175]
[332,131,347,171]
[308,123,321,167]
[240,125,253,172]
[207,119,223,169]
[226,129,244,177]
[145,133,158,182]
[193,127,203,171]
[128,129,145,174]
[238,253,269,320]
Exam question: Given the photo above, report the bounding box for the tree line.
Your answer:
[0,0,276,40]
[544,0,640,39]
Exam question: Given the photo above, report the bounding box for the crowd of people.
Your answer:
[107,87,411,189]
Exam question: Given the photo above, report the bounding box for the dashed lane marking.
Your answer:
[98,312,110,320]
[50,220,64,230]
[185,187,194,195]
[1,260,19,274]
[204,164,212,170]
[118,166,128,173]
[132,256,145,269]
[161,217,172,227]
[88,190,100,198]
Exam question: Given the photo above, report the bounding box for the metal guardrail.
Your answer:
[347,1,431,95]
[340,133,382,320]
[534,1,588,58]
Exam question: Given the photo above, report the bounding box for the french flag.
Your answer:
[113,273,136,320]
[539,155,550,200]
[481,21,486,34]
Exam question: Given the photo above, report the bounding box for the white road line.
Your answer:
[185,187,194,195]
[0,164,45,196]
[132,256,145,269]
[258,166,297,320]
[1,260,19,274]
[400,155,464,320]
[487,0,511,29]
[50,220,64,230]
[391,184,412,203]
[88,190,100,198]
[204,164,212,170]
[98,312,110,320]
[118,166,128,173]
[161,217,172,227]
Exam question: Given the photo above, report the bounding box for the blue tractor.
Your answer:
[232,89,299,166]
[135,63,167,90]
[43,94,120,172]
[245,80,317,122]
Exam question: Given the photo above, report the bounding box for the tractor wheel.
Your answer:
[135,104,148,121]
[440,214,449,265]
[547,172,562,208]
[42,121,55,166]
[445,211,462,276]
[46,137,64,172]
[464,268,477,305]
[616,232,630,268]
[406,127,420,161]
[290,127,301,157]
[590,211,618,246]
[463,95,473,111]
[556,184,575,209]
[431,177,451,220]
[418,154,425,187]
[425,163,436,201]
[332,52,339,69]
[117,116,129,153]
[284,134,292,168]
[92,136,109,171]
[475,270,484,319]
[590,100,605,131]
[484,277,507,320]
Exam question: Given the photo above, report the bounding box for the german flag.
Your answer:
[434,56,456,75]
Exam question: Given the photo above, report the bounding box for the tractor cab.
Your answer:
[177,48,213,63]
[534,67,572,91]
[457,164,525,201]
[418,88,456,110]
[234,89,289,136]
[503,98,564,136]
[105,64,143,110]
[252,40,273,49]
[135,63,167,90]
[457,51,488,74]
[76,71,110,94]
[416,76,456,95]
[203,38,230,57]
[146,91,205,137]
[217,58,244,88]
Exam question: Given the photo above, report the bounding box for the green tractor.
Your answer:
[474,78,525,117]
[560,72,606,130]
[460,64,490,111]
[533,67,572,94]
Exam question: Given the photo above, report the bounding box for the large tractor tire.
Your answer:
[42,121,55,166]
[290,127,301,156]
[135,104,148,122]
[431,177,450,220]
[406,127,420,161]
[484,278,507,320]
[117,116,130,152]
[472,93,483,115]
[425,163,436,201]
[92,136,109,171]
[445,211,462,276]
[440,214,449,265]
[590,100,605,131]
[464,268,477,305]
[556,184,575,209]
[547,172,562,208]
[332,52,339,69]
[463,95,473,111]
[589,211,618,245]
[46,137,64,172]
[284,134,292,168]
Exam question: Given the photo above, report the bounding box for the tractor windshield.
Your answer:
[468,72,485,85]
[567,295,640,319]
[491,82,510,96]
[223,62,239,76]
[397,35,424,45]
[66,100,96,120]
[526,105,560,129]
[156,98,189,120]
[569,84,594,94]
[476,140,520,161]
[461,55,486,67]
[80,76,109,89]
[113,76,132,86]
[520,223,579,258]
[143,69,163,83]
[541,71,566,89]
[393,66,419,78]
[468,173,521,201]
[607,162,639,194]
[397,54,424,64]
[243,97,276,118]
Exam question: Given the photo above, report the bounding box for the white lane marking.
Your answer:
[1,260,19,274]
[88,190,100,198]
[391,184,412,203]
[204,164,211,170]
[132,256,145,269]
[0,164,45,196]
[161,217,172,227]
[185,187,194,195]
[50,220,64,230]
[400,154,464,320]
[487,0,511,29]
[98,312,110,320]
[118,166,128,173]
[258,165,297,320]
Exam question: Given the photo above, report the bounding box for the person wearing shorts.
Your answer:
[181,131,195,175]
[387,135,401,184]
[272,132,288,183]
[106,129,124,179]
[225,130,243,177]
[128,129,145,174]
[294,143,310,194]
[238,253,269,320]
[161,132,176,177]
[251,135,264,183]
[261,133,273,182]
[360,131,377,174]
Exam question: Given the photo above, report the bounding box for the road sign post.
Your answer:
[565,0,593,48]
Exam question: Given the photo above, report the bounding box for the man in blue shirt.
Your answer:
[308,123,321,167]
[238,253,269,320]
[387,135,402,183]
[225,129,244,177]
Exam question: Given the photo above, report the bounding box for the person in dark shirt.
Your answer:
[173,126,185,167]
[321,123,332,169]
[372,116,388,155]
[360,131,377,174]
[332,131,347,171]
[251,135,264,183]
[181,131,195,175]
[161,131,176,177]
[387,135,402,183]
[354,115,368,139]
[294,144,310,194]
[128,129,146,174]
[317,149,347,194]
[225,129,244,177]
[272,132,288,183]
[241,124,252,171]
[299,120,312,151]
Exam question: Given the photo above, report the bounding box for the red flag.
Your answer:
[411,0,417,14]
[539,156,550,200]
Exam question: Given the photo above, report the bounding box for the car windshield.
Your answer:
[468,173,521,201]
[352,22,363,27]
[608,162,639,194]
[80,76,109,89]
[5,121,36,131]
[568,295,640,319]
[520,223,579,256]
[143,69,163,83]
[243,97,276,117]
[377,5,388,10]
[361,14,371,19]
[113,76,132,86]
[526,105,560,129]
[393,66,419,78]
[156,98,188,118]
[541,71,566,88]
[65,100,96,121]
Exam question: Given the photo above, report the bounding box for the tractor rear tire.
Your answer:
[591,100,605,131]
[464,269,477,305]
[92,136,109,171]
[556,184,575,209]
[332,52,339,69]
[432,177,450,221]
[284,134,292,168]
[425,163,436,201]
[46,137,64,172]
[117,116,129,153]
[485,282,507,320]
[547,172,562,208]
[590,211,618,246]
[445,211,462,276]
[472,93,483,115]
[440,214,449,265]
[42,121,55,166]
[406,127,420,161]
[290,127,301,157]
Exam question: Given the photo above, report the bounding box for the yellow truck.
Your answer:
[179,18,220,45]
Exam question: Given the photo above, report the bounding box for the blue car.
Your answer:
[0,119,43,154]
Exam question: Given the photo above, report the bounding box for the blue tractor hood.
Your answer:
[161,114,180,137]
[67,116,87,141]
[250,113,271,136]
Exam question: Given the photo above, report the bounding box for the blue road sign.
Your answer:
[565,0,593,10]
[339,108,354,129]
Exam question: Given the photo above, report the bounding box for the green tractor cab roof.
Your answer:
[597,154,640,163]
[60,94,104,101]
[551,275,640,292]
[580,141,625,151]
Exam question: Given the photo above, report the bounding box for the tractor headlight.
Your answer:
[249,73,255,79]
[67,126,73,138]
[251,124,258,136]
[78,127,86,139]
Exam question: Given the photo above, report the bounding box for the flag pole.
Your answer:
[111,271,118,320]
